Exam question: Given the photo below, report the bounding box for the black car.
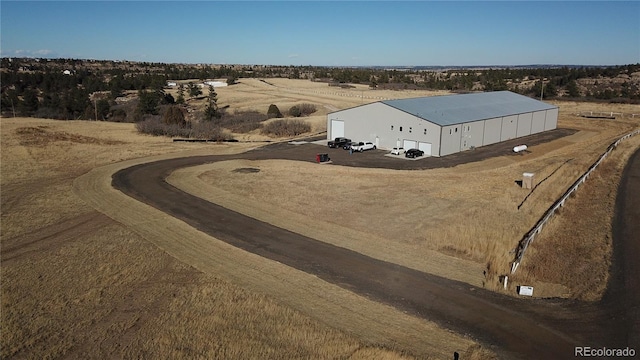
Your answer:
[342,141,357,150]
[328,137,351,148]
[405,148,424,158]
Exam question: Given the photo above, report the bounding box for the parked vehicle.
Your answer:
[343,141,358,150]
[390,147,405,155]
[405,148,424,158]
[328,137,351,148]
[350,141,376,152]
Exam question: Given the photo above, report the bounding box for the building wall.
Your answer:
[544,108,559,131]
[483,117,503,145]
[531,110,546,134]
[328,101,559,157]
[516,112,533,138]
[440,124,462,156]
[328,103,442,155]
[460,120,485,151]
[500,115,518,141]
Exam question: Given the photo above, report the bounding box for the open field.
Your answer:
[166,78,452,141]
[171,99,640,299]
[1,118,482,359]
[2,78,639,358]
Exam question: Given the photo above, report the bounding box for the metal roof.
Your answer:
[381,91,557,126]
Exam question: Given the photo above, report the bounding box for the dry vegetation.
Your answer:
[2,78,639,359]
[1,117,479,359]
[170,89,640,300]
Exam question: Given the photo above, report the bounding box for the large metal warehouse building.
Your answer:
[326,91,558,157]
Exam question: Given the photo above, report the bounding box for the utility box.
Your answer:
[517,285,534,296]
[522,172,535,189]
[316,153,330,163]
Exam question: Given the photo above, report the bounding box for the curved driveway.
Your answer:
[111,141,639,359]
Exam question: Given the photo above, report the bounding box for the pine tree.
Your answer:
[204,85,220,120]
[176,84,185,104]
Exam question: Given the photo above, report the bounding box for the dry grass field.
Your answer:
[1,118,483,359]
[172,94,640,299]
[2,78,639,359]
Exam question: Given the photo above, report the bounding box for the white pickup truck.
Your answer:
[350,141,376,152]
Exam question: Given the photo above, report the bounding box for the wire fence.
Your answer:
[510,128,640,274]
[577,111,640,119]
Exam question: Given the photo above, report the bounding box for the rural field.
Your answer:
[2,78,639,359]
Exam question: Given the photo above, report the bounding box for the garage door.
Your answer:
[403,140,417,150]
[331,120,344,139]
[418,142,432,156]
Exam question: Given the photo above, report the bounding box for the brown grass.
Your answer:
[170,95,640,299]
[3,79,638,359]
[512,136,640,300]
[1,117,480,359]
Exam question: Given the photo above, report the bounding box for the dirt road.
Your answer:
[107,141,639,359]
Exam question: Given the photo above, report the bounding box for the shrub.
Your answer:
[190,121,234,141]
[163,105,186,127]
[299,103,317,116]
[267,104,283,118]
[288,103,317,117]
[260,119,311,137]
[288,105,302,117]
[109,108,128,122]
[135,116,191,137]
[219,110,266,133]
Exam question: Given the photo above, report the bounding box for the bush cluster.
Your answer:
[260,119,311,137]
[190,121,234,140]
[288,103,317,117]
[218,110,267,133]
[135,116,233,141]
[135,116,191,137]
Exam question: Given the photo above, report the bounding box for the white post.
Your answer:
[504,276,508,290]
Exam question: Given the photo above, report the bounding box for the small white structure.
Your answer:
[204,81,228,88]
[517,285,534,296]
[522,172,535,189]
[62,69,72,75]
[167,82,177,87]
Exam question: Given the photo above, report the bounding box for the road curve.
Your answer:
[109,144,639,359]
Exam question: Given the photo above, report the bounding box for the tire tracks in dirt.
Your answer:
[2,211,112,264]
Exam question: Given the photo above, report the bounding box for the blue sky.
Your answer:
[1,1,638,66]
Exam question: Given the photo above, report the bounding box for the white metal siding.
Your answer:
[460,120,484,151]
[544,108,558,131]
[328,102,442,153]
[483,117,502,145]
[516,113,533,138]
[500,115,518,141]
[531,111,546,134]
[331,120,344,139]
[440,125,462,156]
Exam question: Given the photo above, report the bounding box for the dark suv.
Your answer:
[328,137,351,148]
[405,148,424,158]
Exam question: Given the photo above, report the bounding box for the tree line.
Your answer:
[2,57,639,120]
